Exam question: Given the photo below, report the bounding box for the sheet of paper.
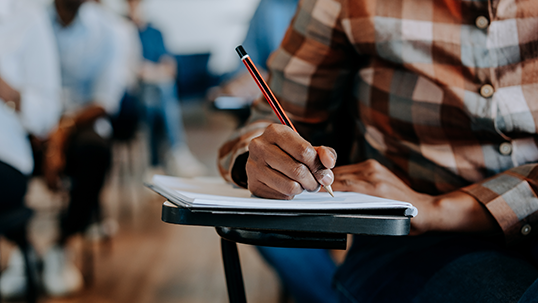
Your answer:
[152,175,418,217]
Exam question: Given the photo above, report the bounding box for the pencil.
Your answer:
[235,45,334,197]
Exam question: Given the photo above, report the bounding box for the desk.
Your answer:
[161,201,411,303]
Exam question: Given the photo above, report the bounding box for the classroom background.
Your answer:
[0,0,286,302]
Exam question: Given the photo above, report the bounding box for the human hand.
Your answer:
[331,159,436,235]
[331,159,499,235]
[246,124,337,199]
[0,76,21,111]
[43,128,69,191]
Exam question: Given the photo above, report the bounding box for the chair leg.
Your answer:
[220,238,247,303]
[21,246,37,303]
[82,237,94,287]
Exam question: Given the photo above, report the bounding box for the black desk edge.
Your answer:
[161,201,411,236]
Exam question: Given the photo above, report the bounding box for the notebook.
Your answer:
[147,175,418,217]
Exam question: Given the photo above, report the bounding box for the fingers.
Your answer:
[332,160,406,199]
[249,139,320,192]
[332,174,374,195]
[246,124,337,198]
[246,158,303,200]
[253,124,330,188]
[313,146,336,188]
[316,146,336,170]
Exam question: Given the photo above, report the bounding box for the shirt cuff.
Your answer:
[461,164,538,245]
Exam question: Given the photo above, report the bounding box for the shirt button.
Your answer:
[475,16,489,29]
[521,224,532,236]
[480,84,494,98]
[499,142,512,155]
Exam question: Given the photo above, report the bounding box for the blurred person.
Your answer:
[95,0,143,142]
[219,0,538,302]
[38,0,128,296]
[127,0,206,178]
[0,0,61,299]
[210,0,300,110]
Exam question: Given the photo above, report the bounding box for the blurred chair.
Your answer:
[110,91,145,215]
[0,206,38,303]
[175,53,219,101]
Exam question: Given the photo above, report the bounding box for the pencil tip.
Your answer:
[325,185,335,197]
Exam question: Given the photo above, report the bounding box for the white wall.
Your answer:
[32,0,259,74]
[102,0,260,75]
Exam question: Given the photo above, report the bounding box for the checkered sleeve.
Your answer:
[218,0,357,186]
[217,99,276,186]
[461,164,538,244]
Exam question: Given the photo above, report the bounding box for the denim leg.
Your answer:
[158,82,187,149]
[256,246,339,303]
[61,127,112,240]
[334,235,538,303]
[519,277,538,303]
[413,251,538,303]
[142,84,164,166]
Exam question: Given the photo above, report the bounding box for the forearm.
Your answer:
[48,103,106,149]
[429,191,500,234]
[67,103,107,129]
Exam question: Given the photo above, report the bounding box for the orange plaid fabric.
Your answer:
[218,0,538,244]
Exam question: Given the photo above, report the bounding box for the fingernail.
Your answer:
[320,173,333,186]
[327,153,336,168]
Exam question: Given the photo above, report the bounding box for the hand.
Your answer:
[332,159,498,235]
[43,127,69,191]
[246,124,337,199]
[0,76,21,111]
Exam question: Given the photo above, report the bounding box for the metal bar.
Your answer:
[221,238,247,303]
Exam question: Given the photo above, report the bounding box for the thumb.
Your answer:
[314,146,337,187]
[315,146,336,170]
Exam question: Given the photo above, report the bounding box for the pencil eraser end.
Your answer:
[235,45,247,58]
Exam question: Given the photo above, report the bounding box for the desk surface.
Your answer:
[161,201,411,236]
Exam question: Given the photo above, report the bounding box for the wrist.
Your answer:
[231,152,249,189]
[433,191,498,233]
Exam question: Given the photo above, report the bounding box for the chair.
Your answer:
[0,206,38,303]
[175,53,219,101]
[161,201,411,303]
[217,227,346,303]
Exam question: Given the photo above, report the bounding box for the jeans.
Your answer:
[258,235,538,303]
[334,235,538,303]
[0,160,28,213]
[0,160,32,251]
[61,126,111,241]
[256,246,339,303]
[142,82,186,167]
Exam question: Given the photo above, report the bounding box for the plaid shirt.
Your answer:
[218,0,538,245]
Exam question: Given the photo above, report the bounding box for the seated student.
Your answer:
[97,0,143,142]
[218,0,538,302]
[214,1,340,302]
[33,0,126,296]
[126,0,206,178]
[0,0,61,298]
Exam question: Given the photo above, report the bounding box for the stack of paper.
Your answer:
[149,175,418,217]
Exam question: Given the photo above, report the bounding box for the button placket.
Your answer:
[521,224,532,236]
[475,16,489,29]
[480,84,494,98]
[499,142,512,155]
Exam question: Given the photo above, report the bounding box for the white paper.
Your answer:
[152,175,418,217]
